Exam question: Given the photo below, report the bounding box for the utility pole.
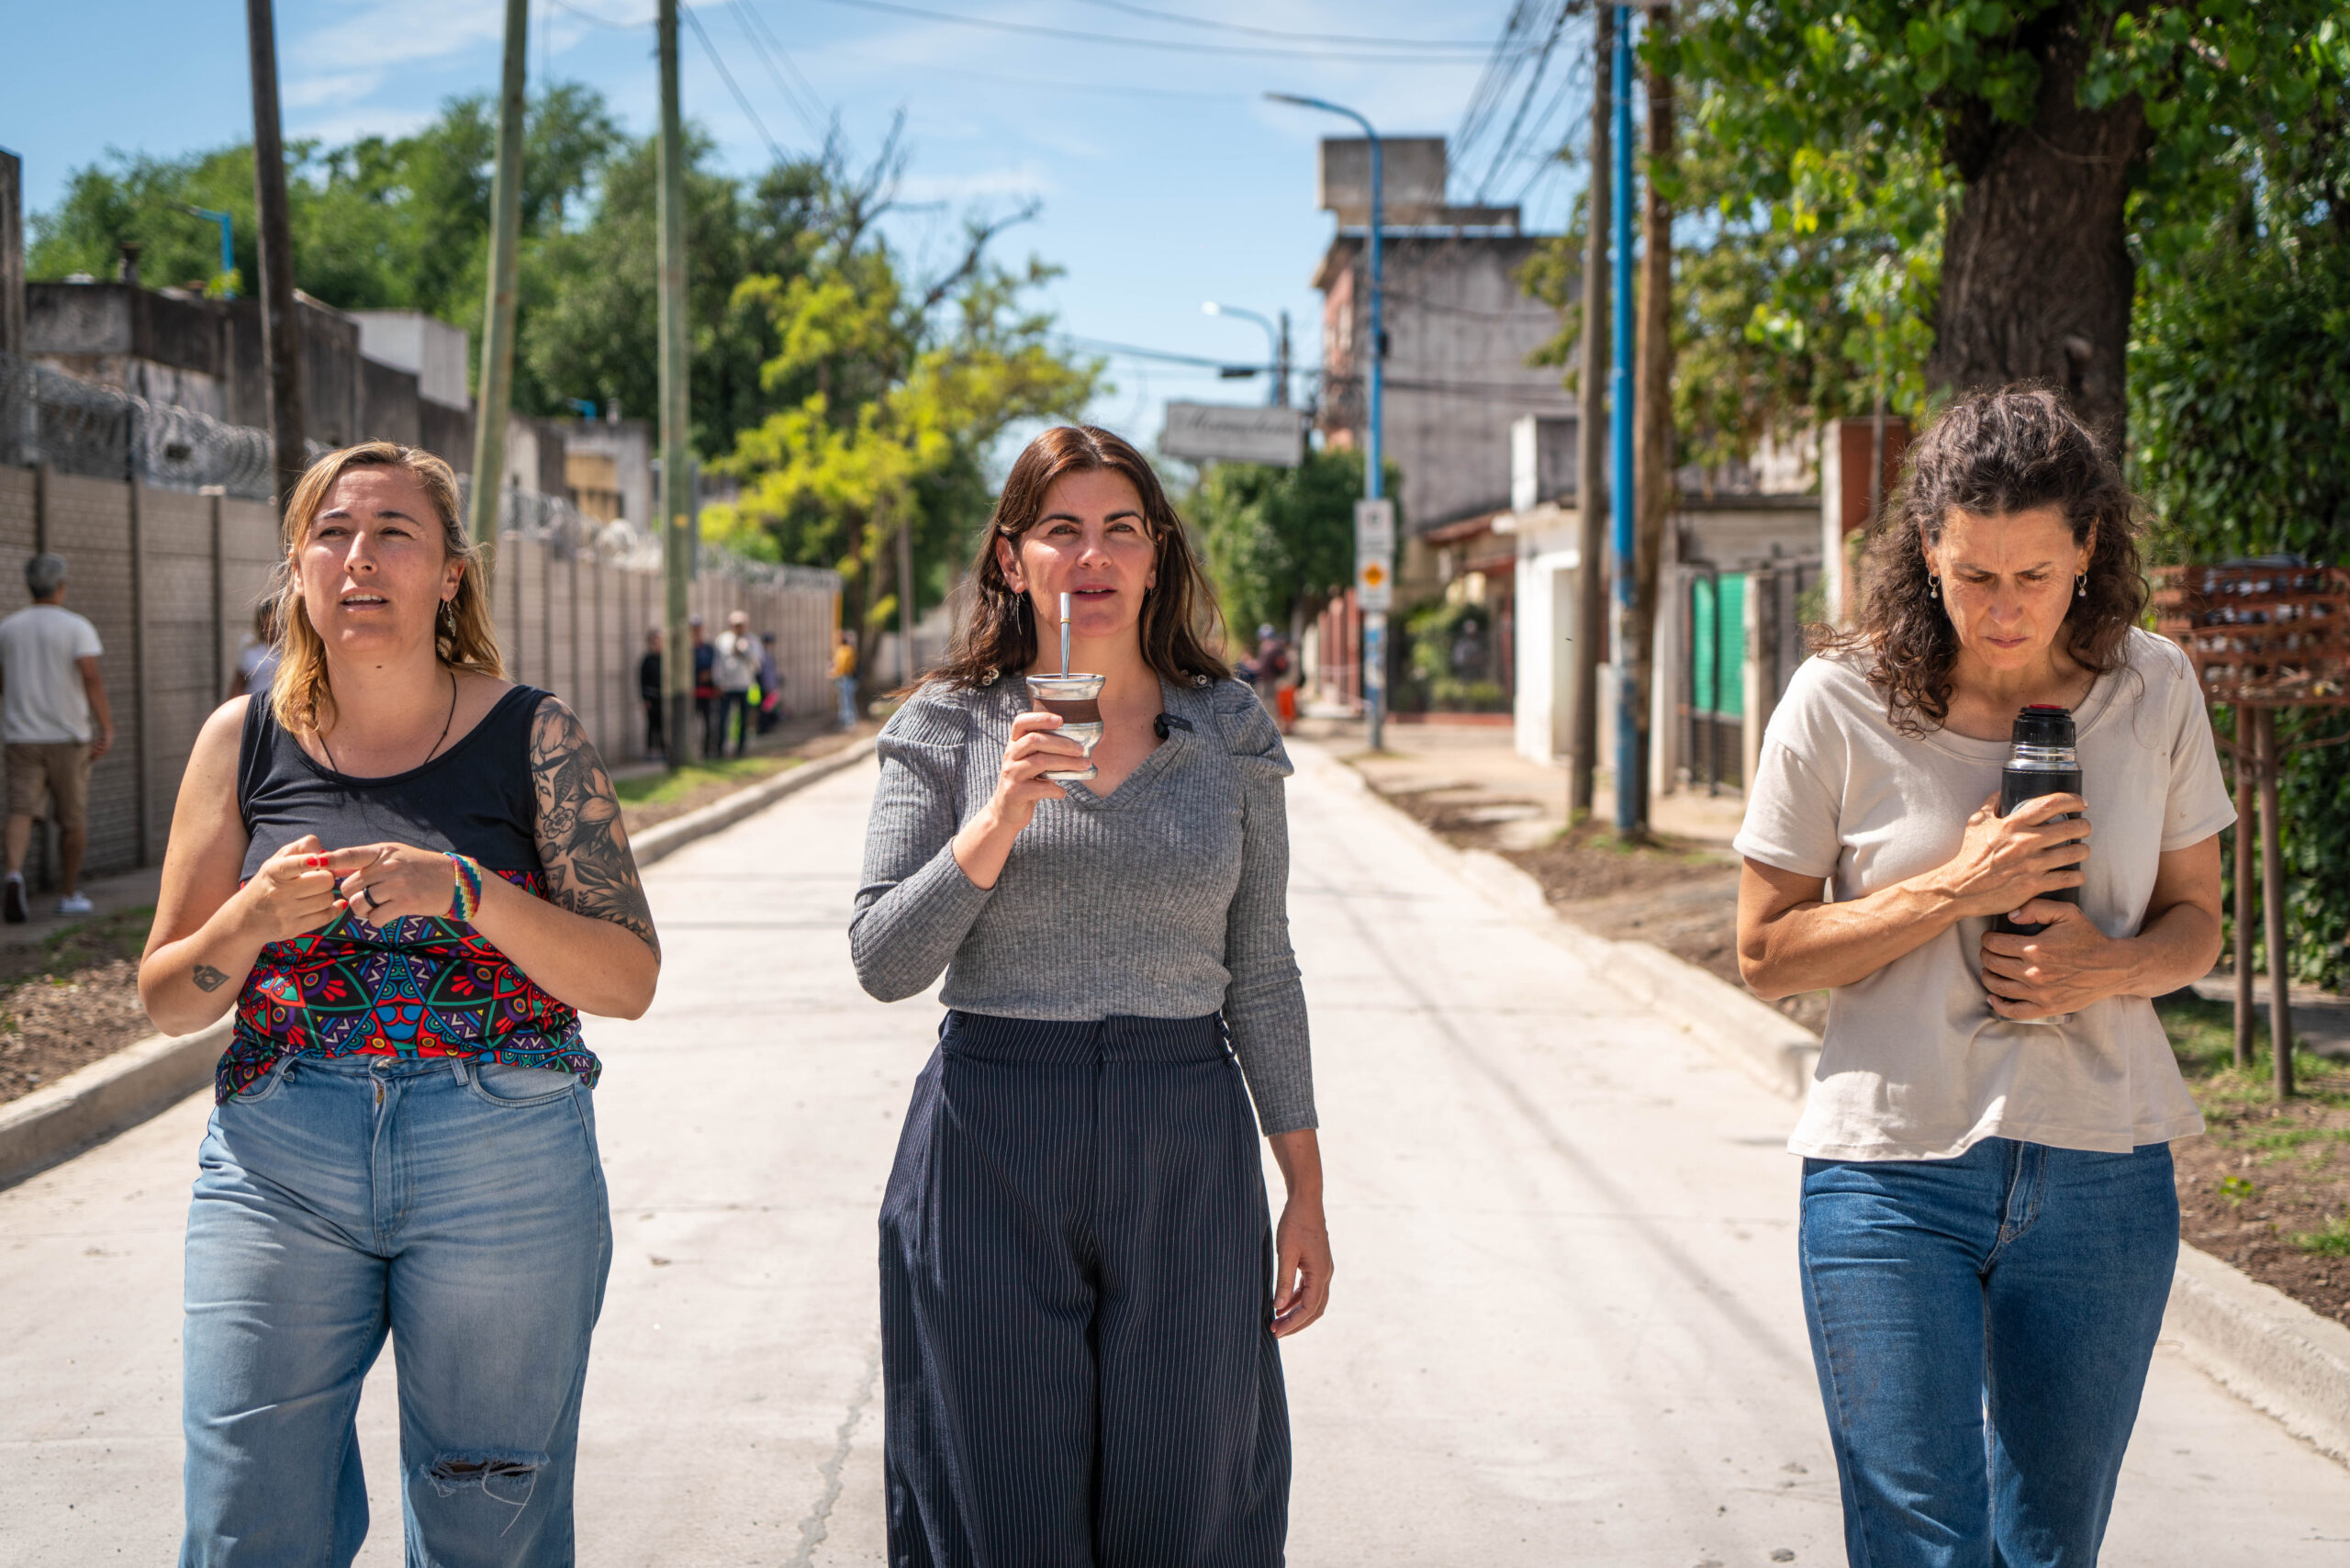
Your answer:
[467,0,530,546]
[1572,4,1612,820]
[657,0,694,770]
[245,0,304,508]
[1609,5,1639,836]
[1628,2,1677,839]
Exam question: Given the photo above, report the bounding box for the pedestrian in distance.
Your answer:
[832,626,859,730]
[852,424,1330,1567]
[1,552,114,922]
[755,631,784,734]
[640,624,666,761]
[227,601,279,700]
[691,613,717,758]
[139,442,660,1566]
[1734,388,2232,1568]
[715,609,759,758]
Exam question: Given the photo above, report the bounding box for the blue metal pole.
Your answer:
[1265,92,1386,748]
[185,207,236,296]
[1610,6,1638,834]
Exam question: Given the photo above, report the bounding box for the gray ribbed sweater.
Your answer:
[849,672,1315,1135]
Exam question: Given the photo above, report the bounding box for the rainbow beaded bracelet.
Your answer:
[446,853,486,924]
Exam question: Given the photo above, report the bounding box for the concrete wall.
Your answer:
[0,461,839,884]
[1315,234,1578,533]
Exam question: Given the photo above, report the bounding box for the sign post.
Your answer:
[1355,498,1394,735]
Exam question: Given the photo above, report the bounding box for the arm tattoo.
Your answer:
[192,963,229,992]
[530,696,661,960]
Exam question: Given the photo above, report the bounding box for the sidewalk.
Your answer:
[1291,712,1751,850]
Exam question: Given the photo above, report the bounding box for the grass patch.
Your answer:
[611,755,798,812]
[2298,1215,2350,1258]
[0,904,154,991]
[2154,991,2350,1114]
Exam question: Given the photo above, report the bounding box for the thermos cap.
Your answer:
[2011,703,2076,747]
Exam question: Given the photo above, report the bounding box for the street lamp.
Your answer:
[1267,91,1387,751]
[1202,300,1291,408]
[178,205,236,297]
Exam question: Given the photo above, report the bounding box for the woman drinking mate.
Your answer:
[852,424,1331,1566]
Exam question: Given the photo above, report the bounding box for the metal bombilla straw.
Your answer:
[1058,590,1071,676]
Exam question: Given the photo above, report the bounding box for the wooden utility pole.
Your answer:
[657,0,694,769]
[1627,2,1676,832]
[1572,5,1612,818]
[467,0,530,545]
[245,0,305,507]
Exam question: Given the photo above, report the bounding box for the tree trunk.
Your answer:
[1628,3,1675,834]
[1927,0,2150,451]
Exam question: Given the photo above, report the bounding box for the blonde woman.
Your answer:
[141,443,659,1564]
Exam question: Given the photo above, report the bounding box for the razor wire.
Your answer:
[0,352,277,498]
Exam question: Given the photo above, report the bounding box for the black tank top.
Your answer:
[237,684,549,879]
[219,683,595,1103]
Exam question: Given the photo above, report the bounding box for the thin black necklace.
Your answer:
[322,668,457,777]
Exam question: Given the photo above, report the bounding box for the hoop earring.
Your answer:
[2076,572,2087,599]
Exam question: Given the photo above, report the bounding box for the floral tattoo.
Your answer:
[530,696,659,960]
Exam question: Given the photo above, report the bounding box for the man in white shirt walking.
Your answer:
[0,554,114,922]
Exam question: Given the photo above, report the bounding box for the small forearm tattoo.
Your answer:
[530,696,661,960]
[192,964,229,992]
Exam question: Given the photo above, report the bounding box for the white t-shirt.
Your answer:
[1734,629,2234,1160]
[0,603,104,745]
[715,631,760,692]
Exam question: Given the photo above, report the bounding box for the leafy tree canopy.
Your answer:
[1188,448,1396,641]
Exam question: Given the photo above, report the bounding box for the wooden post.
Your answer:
[2256,706,2294,1097]
[2232,706,2255,1070]
[129,480,151,865]
[1571,1,1612,820]
[244,0,305,505]
[466,0,530,546]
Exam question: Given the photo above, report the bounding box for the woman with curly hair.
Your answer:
[1733,387,2232,1567]
[851,424,1329,1565]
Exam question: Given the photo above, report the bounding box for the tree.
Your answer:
[1673,0,2337,448]
[1190,447,1387,645]
[709,150,1099,686]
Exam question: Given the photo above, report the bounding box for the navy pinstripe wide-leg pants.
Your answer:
[878,1011,1290,1568]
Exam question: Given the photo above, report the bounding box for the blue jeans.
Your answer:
[182,1052,612,1567]
[1799,1137,2177,1568]
[835,673,858,730]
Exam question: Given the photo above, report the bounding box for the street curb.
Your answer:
[2165,1240,2350,1463]
[1315,741,2350,1470]
[628,736,877,868]
[0,738,879,1194]
[0,1018,228,1193]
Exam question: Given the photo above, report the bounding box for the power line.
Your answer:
[544,0,641,28]
[727,0,832,141]
[737,3,838,135]
[681,5,789,162]
[1476,3,1572,200]
[1069,0,1501,49]
[802,0,1522,62]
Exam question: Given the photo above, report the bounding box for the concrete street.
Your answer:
[4,743,2347,1564]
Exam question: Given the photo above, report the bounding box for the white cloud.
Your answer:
[283,70,386,110]
[893,161,1058,205]
[288,0,509,74]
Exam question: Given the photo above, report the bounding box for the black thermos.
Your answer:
[1994,704,2082,938]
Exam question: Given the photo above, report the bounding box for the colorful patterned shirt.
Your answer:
[224,682,599,1102]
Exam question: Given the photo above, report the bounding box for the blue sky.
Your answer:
[6,0,1595,446]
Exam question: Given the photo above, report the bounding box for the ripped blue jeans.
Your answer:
[182,1051,612,1566]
